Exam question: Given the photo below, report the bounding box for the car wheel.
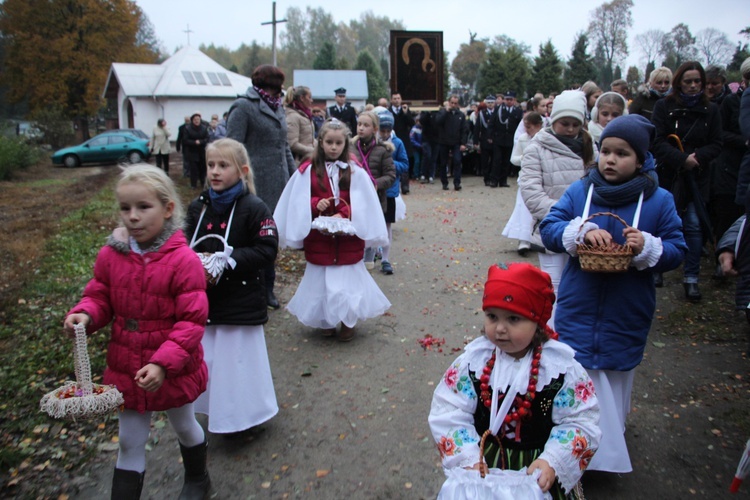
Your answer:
[127,151,144,164]
[62,154,79,168]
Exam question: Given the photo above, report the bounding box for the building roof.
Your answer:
[293,70,369,100]
[103,46,252,99]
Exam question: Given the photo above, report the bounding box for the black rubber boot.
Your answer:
[111,468,144,500]
[178,440,211,500]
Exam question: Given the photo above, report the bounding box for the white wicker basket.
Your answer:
[40,323,123,420]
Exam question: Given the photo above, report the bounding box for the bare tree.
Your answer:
[695,28,735,67]
[587,0,634,78]
[662,23,697,69]
[634,29,666,67]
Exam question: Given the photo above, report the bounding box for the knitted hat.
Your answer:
[482,263,555,327]
[599,114,655,163]
[550,90,587,124]
[378,112,394,129]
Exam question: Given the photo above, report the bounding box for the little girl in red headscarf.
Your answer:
[429,263,601,500]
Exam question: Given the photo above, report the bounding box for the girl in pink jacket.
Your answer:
[64,164,210,499]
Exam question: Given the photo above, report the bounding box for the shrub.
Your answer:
[30,107,75,149]
[0,135,42,180]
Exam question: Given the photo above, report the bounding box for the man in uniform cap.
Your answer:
[477,95,496,186]
[328,87,358,135]
[490,90,523,186]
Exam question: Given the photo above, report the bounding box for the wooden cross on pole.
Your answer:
[183,24,194,46]
[261,1,287,66]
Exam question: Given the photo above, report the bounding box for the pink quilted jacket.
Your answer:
[68,228,208,412]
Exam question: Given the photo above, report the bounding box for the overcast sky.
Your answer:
[136,0,748,73]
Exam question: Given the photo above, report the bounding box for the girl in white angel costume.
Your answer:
[274,118,390,342]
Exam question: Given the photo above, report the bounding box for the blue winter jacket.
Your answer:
[540,178,687,371]
[386,134,409,198]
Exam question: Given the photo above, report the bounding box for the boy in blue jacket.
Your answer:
[540,114,687,474]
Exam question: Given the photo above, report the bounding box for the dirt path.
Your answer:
[67,173,750,499]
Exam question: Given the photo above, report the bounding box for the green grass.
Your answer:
[0,184,117,490]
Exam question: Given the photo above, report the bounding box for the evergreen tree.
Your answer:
[614,66,622,80]
[336,57,350,70]
[477,45,529,98]
[566,33,596,89]
[728,43,750,72]
[727,42,750,82]
[592,42,609,88]
[477,48,505,97]
[626,66,640,94]
[314,42,337,70]
[644,61,655,83]
[530,40,563,96]
[354,49,387,104]
[240,42,264,77]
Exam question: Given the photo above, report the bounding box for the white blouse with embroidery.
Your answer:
[428,336,601,493]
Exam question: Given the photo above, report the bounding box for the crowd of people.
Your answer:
[60,57,750,499]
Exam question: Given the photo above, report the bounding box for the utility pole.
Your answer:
[261,1,287,67]
[183,24,193,46]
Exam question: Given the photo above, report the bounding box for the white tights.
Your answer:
[116,403,204,472]
[537,251,569,330]
[381,224,393,262]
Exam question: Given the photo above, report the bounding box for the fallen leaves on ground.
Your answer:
[417,334,445,351]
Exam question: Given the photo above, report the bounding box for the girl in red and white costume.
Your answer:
[274,118,390,342]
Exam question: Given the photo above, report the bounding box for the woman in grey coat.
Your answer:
[227,64,296,309]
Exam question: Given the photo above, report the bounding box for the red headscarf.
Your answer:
[482,263,556,334]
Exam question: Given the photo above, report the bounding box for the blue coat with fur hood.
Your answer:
[540,157,687,371]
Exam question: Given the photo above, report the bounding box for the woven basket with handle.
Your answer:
[577,212,633,273]
[40,323,123,420]
[191,233,231,287]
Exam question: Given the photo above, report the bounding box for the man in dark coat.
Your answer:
[491,90,523,187]
[387,92,416,194]
[327,88,358,135]
[476,95,496,186]
[434,95,469,191]
[175,116,190,178]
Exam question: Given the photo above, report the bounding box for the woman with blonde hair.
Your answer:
[629,66,672,120]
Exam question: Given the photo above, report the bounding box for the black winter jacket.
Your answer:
[434,108,469,146]
[185,190,278,326]
[713,90,749,198]
[182,123,209,161]
[651,97,722,209]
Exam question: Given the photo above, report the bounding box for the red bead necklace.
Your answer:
[479,343,543,440]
